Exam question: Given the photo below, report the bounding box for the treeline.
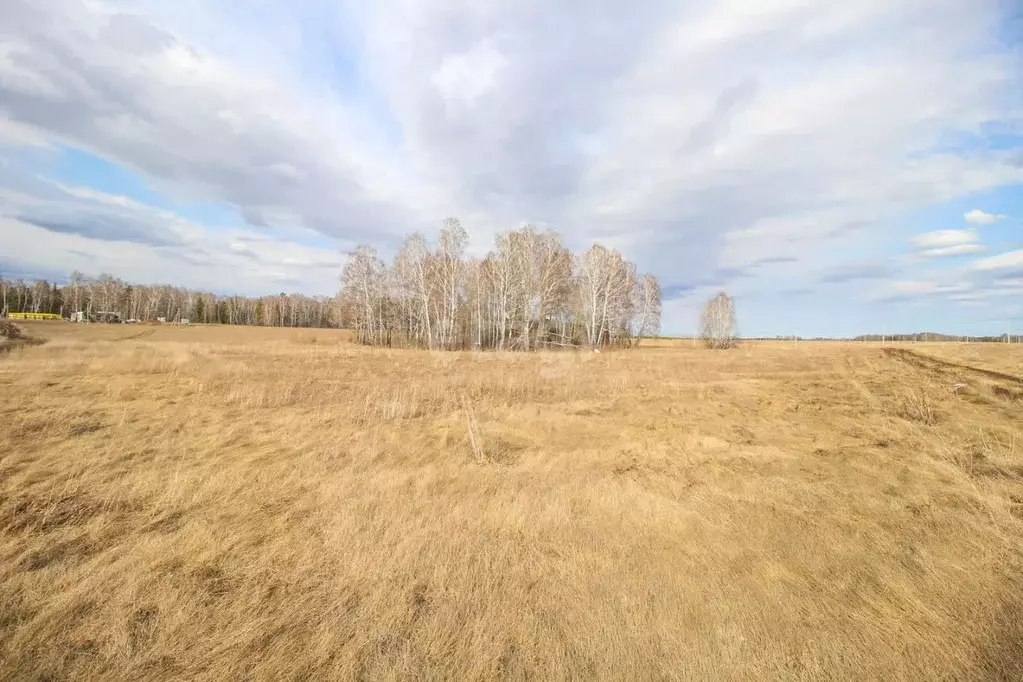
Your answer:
[2,220,663,346]
[339,220,661,350]
[0,272,348,328]
[853,333,1016,342]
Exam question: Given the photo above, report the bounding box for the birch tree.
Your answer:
[700,291,737,349]
[437,218,468,349]
[505,226,572,349]
[340,245,386,344]
[393,233,436,349]
[632,274,662,344]
[575,245,636,348]
[486,234,517,350]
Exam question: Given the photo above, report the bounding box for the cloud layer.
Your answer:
[0,0,1021,331]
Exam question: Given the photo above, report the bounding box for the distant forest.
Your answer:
[759,334,1018,343]
[852,333,1017,343]
[0,271,349,328]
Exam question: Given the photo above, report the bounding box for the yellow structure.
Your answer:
[6,312,61,320]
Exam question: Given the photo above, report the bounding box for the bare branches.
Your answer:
[339,245,387,344]
[632,274,662,344]
[344,221,661,352]
[575,245,636,348]
[438,218,468,349]
[700,291,737,349]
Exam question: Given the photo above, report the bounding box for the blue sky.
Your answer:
[0,0,1021,336]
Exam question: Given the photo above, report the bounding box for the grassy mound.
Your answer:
[0,320,24,340]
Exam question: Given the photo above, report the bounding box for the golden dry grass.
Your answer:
[2,322,1023,680]
[902,341,1023,377]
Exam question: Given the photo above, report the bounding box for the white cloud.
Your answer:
[885,280,972,297]
[970,249,1023,273]
[357,0,1022,268]
[0,215,344,295]
[919,244,983,258]
[964,209,1007,224]
[0,178,346,294]
[818,261,892,283]
[871,248,1023,306]
[0,0,1021,309]
[0,118,51,148]
[948,283,1023,302]
[910,229,977,249]
[908,230,983,258]
[0,0,439,247]
[432,40,506,111]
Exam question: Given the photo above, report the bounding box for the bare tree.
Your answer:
[340,246,387,344]
[576,245,612,348]
[393,233,436,349]
[505,226,572,350]
[31,280,50,313]
[437,218,468,349]
[700,291,737,349]
[13,278,27,314]
[632,274,662,344]
[575,245,636,348]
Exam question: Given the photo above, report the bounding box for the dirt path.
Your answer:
[884,347,1023,383]
[112,329,156,342]
[884,347,1023,402]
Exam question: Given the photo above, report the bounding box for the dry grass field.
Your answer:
[2,322,1023,680]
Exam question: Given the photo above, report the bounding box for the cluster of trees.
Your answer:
[0,272,348,328]
[339,220,662,350]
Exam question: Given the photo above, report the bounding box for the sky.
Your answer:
[0,0,1021,337]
